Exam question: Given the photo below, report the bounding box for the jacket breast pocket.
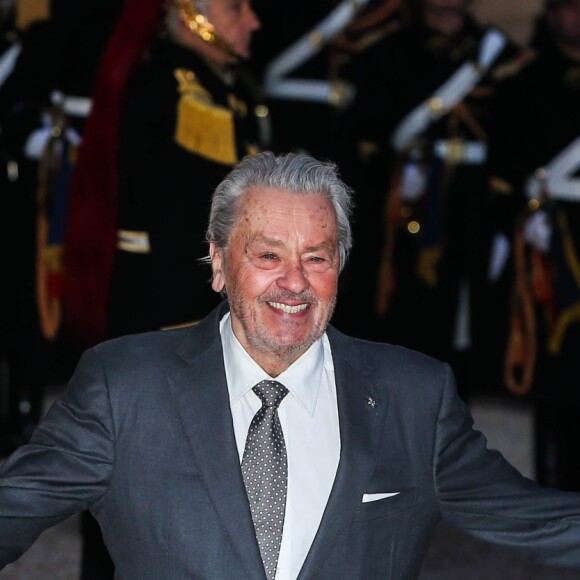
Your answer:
[352,487,417,522]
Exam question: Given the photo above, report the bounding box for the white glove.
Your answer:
[400,162,427,202]
[523,209,552,254]
[24,125,82,160]
[488,233,511,282]
[24,126,52,160]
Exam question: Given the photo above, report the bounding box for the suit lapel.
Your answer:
[166,311,389,579]
[167,310,266,579]
[298,330,390,579]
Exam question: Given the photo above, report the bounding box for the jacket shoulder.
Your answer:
[327,326,449,394]
[91,323,210,371]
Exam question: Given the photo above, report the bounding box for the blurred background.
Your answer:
[2,0,580,577]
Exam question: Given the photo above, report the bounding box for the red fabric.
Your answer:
[62,0,162,346]
[47,271,61,299]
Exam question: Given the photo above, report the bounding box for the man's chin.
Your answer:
[260,333,317,360]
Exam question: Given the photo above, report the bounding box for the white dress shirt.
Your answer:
[220,313,341,580]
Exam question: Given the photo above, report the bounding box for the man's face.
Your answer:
[207,0,260,59]
[210,187,340,375]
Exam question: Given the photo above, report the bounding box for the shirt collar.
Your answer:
[220,312,325,416]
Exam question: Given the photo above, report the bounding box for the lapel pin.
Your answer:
[367,397,377,408]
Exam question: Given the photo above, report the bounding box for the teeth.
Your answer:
[268,302,309,314]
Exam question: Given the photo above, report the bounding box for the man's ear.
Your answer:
[209,242,226,293]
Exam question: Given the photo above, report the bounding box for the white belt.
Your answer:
[433,139,487,165]
[263,0,368,109]
[0,43,21,88]
[527,176,580,203]
[264,0,370,84]
[392,28,507,152]
[117,230,151,254]
[51,91,93,118]
[526,136,580,203]
[264,79,356,106]
[24,126,82,160]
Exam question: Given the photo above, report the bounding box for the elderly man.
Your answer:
[2,152,580,579]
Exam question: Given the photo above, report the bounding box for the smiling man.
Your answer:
[210,184,340,376]
[2,152,580,579]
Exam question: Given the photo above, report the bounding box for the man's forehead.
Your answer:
[239,186,331,207]
[235,187,334,221]
[231,187,338,240]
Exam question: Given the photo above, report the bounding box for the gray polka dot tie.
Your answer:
[241,380,289,580]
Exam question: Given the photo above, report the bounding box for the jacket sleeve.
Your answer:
[434,364,580,569]
[0,348,115,568]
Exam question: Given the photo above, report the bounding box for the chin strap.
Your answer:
[177,0,235,57]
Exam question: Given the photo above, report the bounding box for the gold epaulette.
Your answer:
[17,0,49,30]
[173,68,237,166]
[492,49,537,81]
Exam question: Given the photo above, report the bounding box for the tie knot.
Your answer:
[253,380,288,409]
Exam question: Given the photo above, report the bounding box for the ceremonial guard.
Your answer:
[63,1,263,574]
[251,0,399,159]
[0,0,122,451]
[64,0,264,345]
[0,0,33,454]
[489,0,580,491]
[250,0,401,336]
[350,0,518,392]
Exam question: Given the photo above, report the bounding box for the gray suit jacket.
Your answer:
[1,303,580,579]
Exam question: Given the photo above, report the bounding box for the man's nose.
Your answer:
[277,263,308,294]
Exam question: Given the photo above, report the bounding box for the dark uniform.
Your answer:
[107,37,262,336]
[1,0,122,181]
[0,9,38,453]
[1,4,124,575]
[251,0,399,160]
[0,1,122,451]
[489,43,580,490]
[350,14,518,393]
[0,17,59,441]
[70,14,264,578]
[250,0,401,337]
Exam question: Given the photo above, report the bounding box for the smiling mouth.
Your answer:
[268,302,309,314]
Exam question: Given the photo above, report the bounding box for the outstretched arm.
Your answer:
[0,348,115,568]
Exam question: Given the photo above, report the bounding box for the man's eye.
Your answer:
[261,253,277,260]
[306,255,328,264]
[304,254,333,271]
